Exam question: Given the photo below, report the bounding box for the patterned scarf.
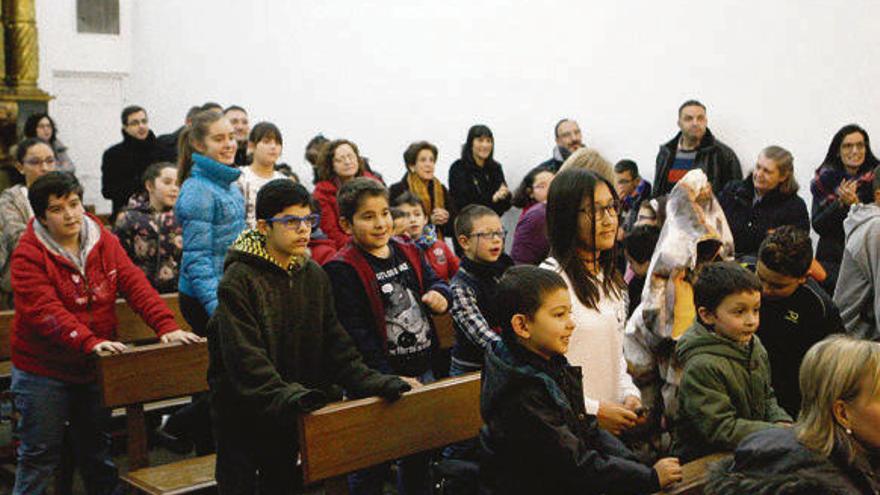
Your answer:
[406,172,445,215]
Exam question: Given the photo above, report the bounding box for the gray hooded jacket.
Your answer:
[834,203,880,341]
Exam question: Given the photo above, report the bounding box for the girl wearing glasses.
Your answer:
[811,124,880,293]
[542,167,644,438]
[0,138,57,308]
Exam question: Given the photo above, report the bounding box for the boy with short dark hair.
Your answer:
[323,177,451,495]
[480,265,682,495]
[209,179,411,493]
[673,261,792,462]
[448,204,513,375]
[755,226,843,416]
[393,191,459,281]
[623,224,660,317]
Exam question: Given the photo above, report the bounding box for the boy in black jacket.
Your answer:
[480,266,682,495]
[323,178,451,495]
[208,179,411,494]
[754,226,844,417]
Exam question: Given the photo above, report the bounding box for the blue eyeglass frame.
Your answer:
[265,213,321,230]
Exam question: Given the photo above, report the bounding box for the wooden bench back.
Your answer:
[96,341,209,470]
[299,373,481,484]
[115,293,191,344]
[97,341,208,408]
[0,310,12,360]
[658,452,730,495]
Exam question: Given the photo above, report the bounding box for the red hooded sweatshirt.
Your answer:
[10,213,178,383]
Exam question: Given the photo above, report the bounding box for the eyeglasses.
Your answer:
[842,142,866,152]
[468,230,506,241]
[23,157,56,167]
[266,213,320,230]
[579,202,620,220]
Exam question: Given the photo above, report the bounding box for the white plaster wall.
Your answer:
[40,0,880,214]
[37,0,134,210]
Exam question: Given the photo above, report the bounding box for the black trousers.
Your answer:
[164,293,214,455]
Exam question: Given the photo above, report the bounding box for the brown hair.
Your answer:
[760,145,798,195]
[177,110,225,185]
[558,148,616,186]
[403,141,438,170]
[316,139,365,181]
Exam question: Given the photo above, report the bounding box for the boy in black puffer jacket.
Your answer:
[479,266,682,495]
[208,180,410,494]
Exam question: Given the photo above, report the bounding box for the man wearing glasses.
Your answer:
[101,105,174,222]
[538,118,585,172]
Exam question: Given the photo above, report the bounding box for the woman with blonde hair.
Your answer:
[706,335,880,494]
[718,145,809,258]
[558,147,616,185]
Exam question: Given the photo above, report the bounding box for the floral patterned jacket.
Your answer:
[113,193,182,294]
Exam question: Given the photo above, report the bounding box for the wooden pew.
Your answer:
[0,293,190,380]
[0,310,12,379]
[657,452,731,495]
[115,293,192,344]
[96,341,214,494]
[432,313,456,351]
[299,373,482,494]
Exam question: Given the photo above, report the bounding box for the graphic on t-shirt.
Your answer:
[374,261,432,356]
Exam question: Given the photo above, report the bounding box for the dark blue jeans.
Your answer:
[11,367,119,495]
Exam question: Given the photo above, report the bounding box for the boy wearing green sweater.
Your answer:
[673,261,791,462]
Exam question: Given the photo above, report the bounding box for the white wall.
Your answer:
[41,0,880,213]
[37,0,134,210]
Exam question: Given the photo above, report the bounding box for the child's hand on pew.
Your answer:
[653,457,683,488]
[92,340,128,354]
[160,329,205,345]
[378,377,415,402]
[597,400,638,435]
[422,290,448,314]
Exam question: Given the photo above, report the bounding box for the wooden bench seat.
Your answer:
[97,341,213,495]
[299,373,482,493]
[122,455,216,495]
[657,452,731,495]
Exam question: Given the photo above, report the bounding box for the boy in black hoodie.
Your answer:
[480,266,682,495]
[208,179,411,494]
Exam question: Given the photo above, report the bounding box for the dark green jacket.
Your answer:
[208,230,407,435]
[672,321,791,462]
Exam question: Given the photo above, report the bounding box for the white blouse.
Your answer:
[540,257,641,414]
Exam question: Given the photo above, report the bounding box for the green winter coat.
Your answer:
[208,230,408,438]
[672,321,791,462]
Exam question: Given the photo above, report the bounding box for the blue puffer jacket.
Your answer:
[176,153,245,315]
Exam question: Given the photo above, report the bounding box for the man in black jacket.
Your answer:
[156,105,200,162]
[209,179,411,494]
[101,105,173,221]
[654,100,742,196]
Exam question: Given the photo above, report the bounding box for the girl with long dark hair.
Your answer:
[541,167,642,436]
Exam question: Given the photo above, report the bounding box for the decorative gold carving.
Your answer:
[4,0,39,91]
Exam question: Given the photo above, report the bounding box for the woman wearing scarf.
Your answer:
[389,141,455,238]
[811,124,879,293]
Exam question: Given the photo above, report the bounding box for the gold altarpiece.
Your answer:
[0,0,51,190]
